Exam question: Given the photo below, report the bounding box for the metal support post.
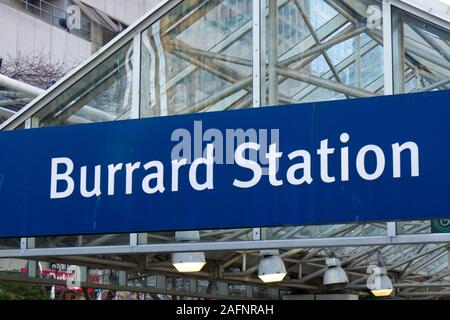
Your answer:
[268,0,278,105]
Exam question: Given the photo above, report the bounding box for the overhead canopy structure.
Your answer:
[0,0,450,300]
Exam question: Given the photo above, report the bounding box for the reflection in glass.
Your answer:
[392,7,450,94]
[264,0,384,106]
[34,42,134,127]
[397,220,431,235]
[34,234,130,248]
[141,0,253,117]
[0,238,21,250]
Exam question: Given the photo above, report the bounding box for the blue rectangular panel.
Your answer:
[0,90,449,237]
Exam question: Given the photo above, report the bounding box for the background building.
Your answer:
[0,0,158,62]
[0,0,158,125]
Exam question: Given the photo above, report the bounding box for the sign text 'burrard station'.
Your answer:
[0,90,448,237]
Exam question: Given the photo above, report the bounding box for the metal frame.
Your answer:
[2,232,450,258]
[389,0,450,30]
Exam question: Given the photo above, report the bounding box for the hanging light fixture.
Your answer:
[367,265,393,297]
[323,257,349,290]
[258,250,287,283]
[172,251,206,273]
[171,231,206,273]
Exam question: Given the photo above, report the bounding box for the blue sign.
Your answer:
[0,90,449,237]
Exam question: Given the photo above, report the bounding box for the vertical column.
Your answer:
[382,0,394,95]
[131,33,142,247]
[79,266,88,285]
[152,22,168,116]
[253,0,263,107]
[90,21,103,54]
[27,260,37,278]
[131,32,142,120]
[23,118,36,277]
[156,275,167,291]
[383,2,398,237]
[25,238,37,278]
[387,222,397,237]
[218,282,229,297]
[391,6,405,94]
[268,287,279,300]
[268,0,278,105]
[355,34,362,89]
[77,236,83,247]
[246,285,254,298]
[130,233,138,246]
[252,228,261,240]
[118,271,127,287]
[189,279,198,294]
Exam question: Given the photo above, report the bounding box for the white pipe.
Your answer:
[0,74,44,97]
[0,107,15,118]
[0,74,114,123]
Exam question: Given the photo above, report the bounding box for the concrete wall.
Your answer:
[80,0,160,25]
[0,3,91,66]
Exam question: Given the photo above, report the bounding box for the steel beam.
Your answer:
[0,273,254,300]
[175,77,252,114]
[414,77,450,92]
[268,0,278,105]
[0,98,33,107]
[276,66,376,97]
[292,0,348,98]
[410,25,450,62]
[1,233,450,258]
[283,25,368,66]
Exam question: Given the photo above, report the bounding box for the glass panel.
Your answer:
[263,0,384,106]
[33,42,134,127]
[34,234,130,248]
[265,222,387,240]
[139,229,253,245]
[0,238,20,250]
[397,219,450,235]
[397,220,431,235]
[140,0,253,117]
[139,223,387,245]
[392,7,450,94]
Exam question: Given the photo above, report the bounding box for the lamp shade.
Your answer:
[367,266,393,297]
[172,252,206,273]
[258,255,287,283]
[323,258,349,290]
